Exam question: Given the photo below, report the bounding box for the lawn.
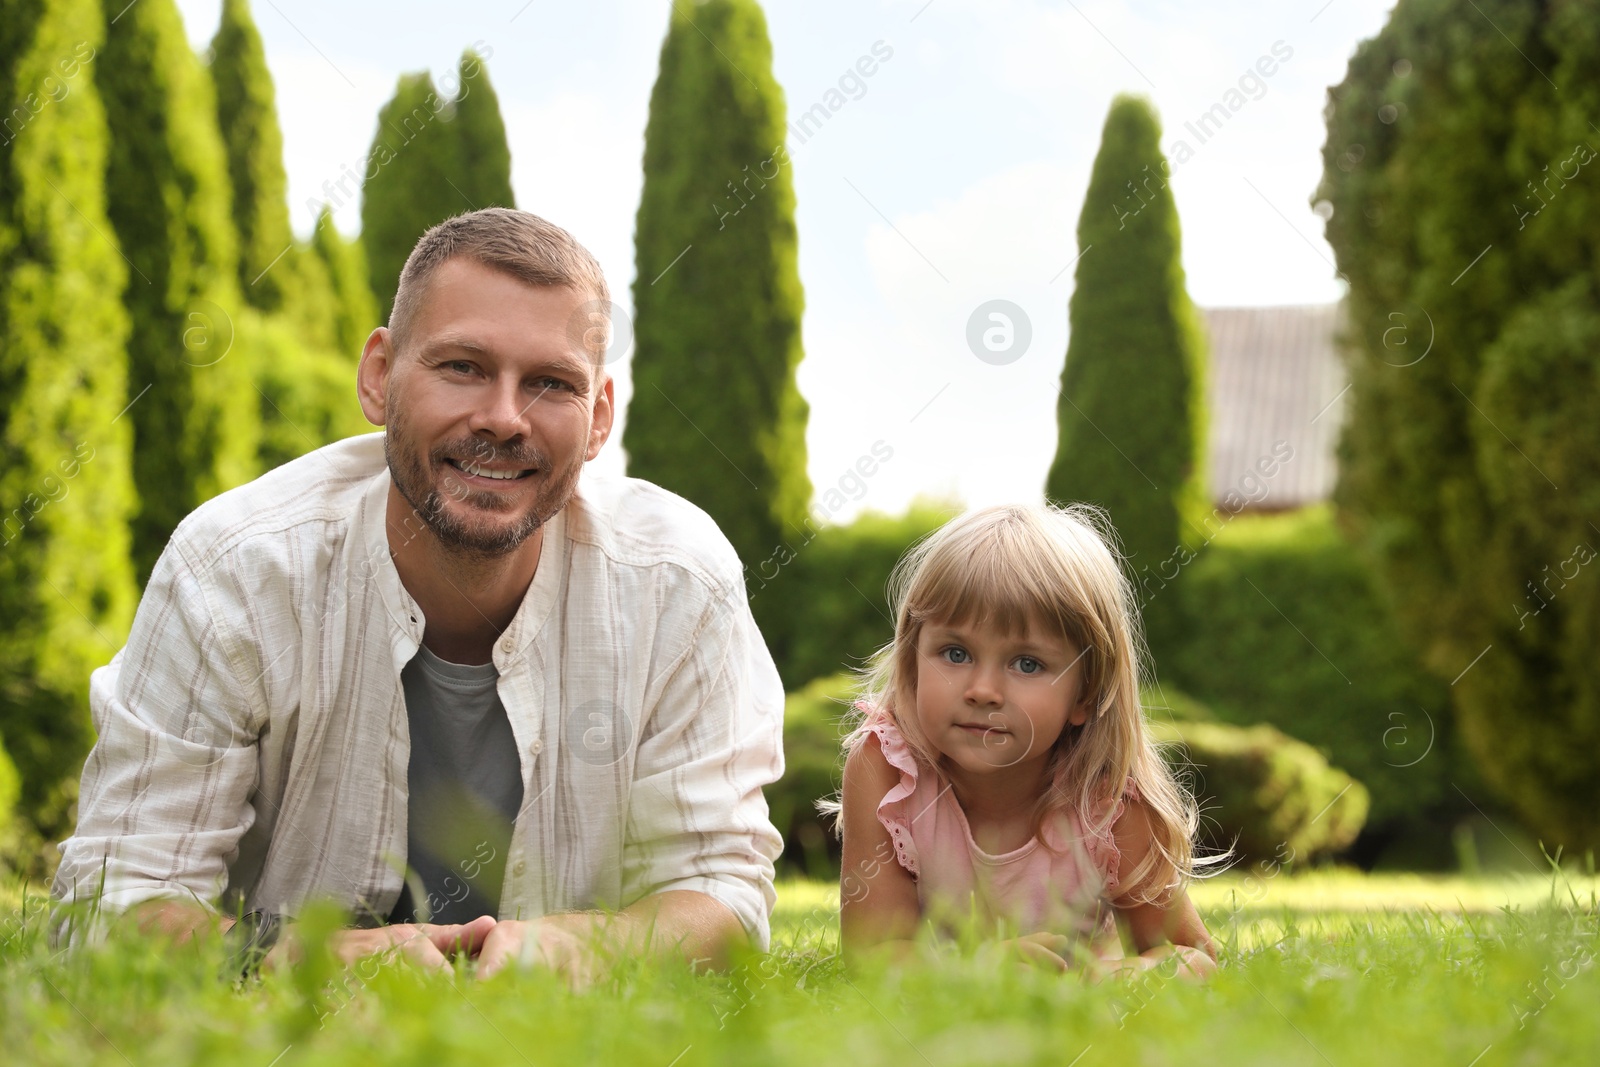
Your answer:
[1,870,1595,1065]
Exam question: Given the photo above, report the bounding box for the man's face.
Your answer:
[357,257,614,557]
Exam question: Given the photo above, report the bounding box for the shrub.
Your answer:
[1150,505,1476,853]
[771,673,854,876]
[1317,0,1600,850]
[760,503,955,690]
[1151,716,1367,867]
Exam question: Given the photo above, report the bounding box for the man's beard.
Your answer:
[383,401,585,559]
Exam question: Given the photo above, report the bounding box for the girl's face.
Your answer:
[912,617,1091,778]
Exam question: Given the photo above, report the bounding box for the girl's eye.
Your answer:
[1014,656,1044,675]
[940,646,971,665]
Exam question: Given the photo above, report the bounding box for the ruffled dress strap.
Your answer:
[858,703,924,878]
[1080,776,1142,895]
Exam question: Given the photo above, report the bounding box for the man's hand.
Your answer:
[474,918,599,986]
[473,890,747,986]
[265,916,498,973]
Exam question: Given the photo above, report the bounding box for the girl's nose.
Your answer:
[965,666,1004,707]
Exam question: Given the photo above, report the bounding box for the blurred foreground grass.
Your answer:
[1,870,1594,1065]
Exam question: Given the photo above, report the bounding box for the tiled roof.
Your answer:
[1201,303,1348,513]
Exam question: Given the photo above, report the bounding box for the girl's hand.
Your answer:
[1107,795,1221,982]
[994,931,1075,972]
[1083,944,1216,984]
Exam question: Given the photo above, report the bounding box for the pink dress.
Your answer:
[864,709,1136,956]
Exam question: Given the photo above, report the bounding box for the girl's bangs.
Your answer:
[904,516,1094,650]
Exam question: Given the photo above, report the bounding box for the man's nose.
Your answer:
[469,375,531,439]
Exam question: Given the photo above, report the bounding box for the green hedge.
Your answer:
[758,503,955,691]
[771,673,854,876]
[1150,505,1478,848]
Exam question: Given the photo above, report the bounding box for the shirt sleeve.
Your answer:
[619,582,786,952]
[859,709,923,878]
[50,541,264,947]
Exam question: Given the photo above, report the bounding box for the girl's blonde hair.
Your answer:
[830,502,1221,906]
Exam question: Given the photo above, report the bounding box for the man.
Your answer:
[51,208,787,981]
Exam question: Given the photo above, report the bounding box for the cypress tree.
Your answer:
[360,49,515,322]
[449,48,515,214]
[625,0,810,587]
[1046,95,1208,638]
[1319,0,1600,850]
[208,0,291,311]
[249,308,372,471]
[0,0,138,840]
[96,0,259,586]
[310,205,378,360]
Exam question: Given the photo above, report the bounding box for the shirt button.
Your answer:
[513,861,526,877]
[529,739,543,756]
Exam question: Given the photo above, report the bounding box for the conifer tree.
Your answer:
[449,49,515,215]
[361,49,515,321]
[208,0,291,311]
[0,0,139,837]
[311,206,379,360]
[1319,0,1600,849]
[96,0,259,585]
[625,0,810,587]
[1046,95,1208,635]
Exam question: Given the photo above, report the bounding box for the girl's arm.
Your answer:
[1104,795,1218,980]
[837,732,923,960]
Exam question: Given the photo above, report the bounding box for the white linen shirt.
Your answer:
[51,432,787,948]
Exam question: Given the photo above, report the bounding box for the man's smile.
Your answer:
[444,456,538,485]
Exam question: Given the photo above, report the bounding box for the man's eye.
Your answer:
[532,376,574,393]
[1014,656,1044,675]
[941,647,971,664]
[445,360,474,375]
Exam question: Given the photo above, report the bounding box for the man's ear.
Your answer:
[357,327,395,426]
[586,373,615,461]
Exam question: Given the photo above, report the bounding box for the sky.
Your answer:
[176,0,1397,521]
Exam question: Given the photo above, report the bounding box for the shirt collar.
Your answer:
[356,457,572,674]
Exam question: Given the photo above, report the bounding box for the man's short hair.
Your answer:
[388,208,611,362]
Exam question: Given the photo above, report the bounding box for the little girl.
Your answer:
[828,503,1222,977]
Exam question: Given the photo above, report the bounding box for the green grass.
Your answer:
[2,872,1595,1065]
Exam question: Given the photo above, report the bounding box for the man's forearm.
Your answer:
[540,890,748,970]
[125,898,233,941]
